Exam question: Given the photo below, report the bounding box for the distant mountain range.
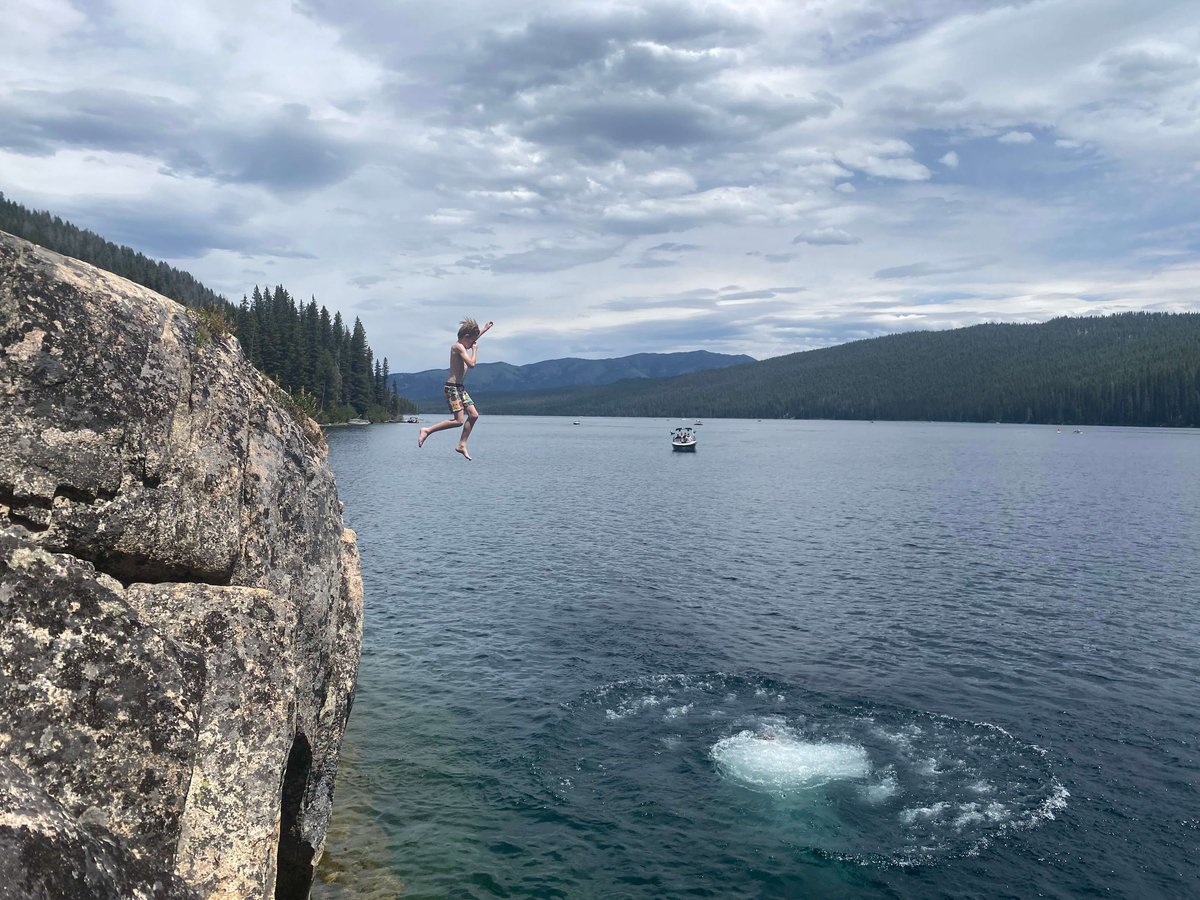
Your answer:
[390,350,754,410]
[478,313,1200,427]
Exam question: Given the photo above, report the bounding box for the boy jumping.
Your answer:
[418,317,494,460]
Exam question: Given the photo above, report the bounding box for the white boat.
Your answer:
[348,418,371,426]
[671,427,697,452]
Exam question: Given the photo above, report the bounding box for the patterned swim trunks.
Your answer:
[444,382,474,414]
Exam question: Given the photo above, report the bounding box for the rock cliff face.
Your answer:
[0,231,364,899]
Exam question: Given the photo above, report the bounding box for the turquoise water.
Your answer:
[314,417,1200,898]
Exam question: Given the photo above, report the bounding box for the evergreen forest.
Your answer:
[1,192,415,423]
[486,313,1200,427]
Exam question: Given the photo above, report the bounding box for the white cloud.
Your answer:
[601,186,772,234]
[0,0,86,52]
[1,0,1197,370]
[426,209,475,226]
[635,168,699,195]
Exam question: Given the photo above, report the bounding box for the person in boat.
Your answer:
[418,317,493,460]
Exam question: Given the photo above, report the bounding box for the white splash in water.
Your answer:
[900,801,952,824]
[606,694,663,720]
[664,703,693,720]
[953,801,1009,829]
[711,729,871,793]
[862,768,899,803]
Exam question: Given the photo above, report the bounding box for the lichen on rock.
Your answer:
[1,230,364,899]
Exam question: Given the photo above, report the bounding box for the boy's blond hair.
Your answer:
[458,317,480,340]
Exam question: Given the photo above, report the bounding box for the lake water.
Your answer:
[313,417,1199,898]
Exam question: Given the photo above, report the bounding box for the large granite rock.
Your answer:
[0,231,364,899]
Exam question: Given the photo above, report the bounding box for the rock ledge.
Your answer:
[1,231,363,899]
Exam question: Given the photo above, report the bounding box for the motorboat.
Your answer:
[671,426,697,452]
[348,417,371,426]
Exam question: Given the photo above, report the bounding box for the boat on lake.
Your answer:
[671,427,697,452]
[348,418,371,426]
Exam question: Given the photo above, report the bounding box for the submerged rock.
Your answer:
[0,231,363,898]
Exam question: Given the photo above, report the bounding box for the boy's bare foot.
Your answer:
[455,444,472,461]
[418,428,429,448]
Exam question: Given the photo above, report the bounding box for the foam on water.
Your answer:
[665,703,693,720]
[862,768,899,803]
[538,673,1067,868]
[711,730,871,793]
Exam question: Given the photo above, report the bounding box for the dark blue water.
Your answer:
[313,417,1200,898]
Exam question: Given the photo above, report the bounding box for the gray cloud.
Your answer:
[0,88,193,157]
[722,289,776,301]
[0,89,363,195]
[54,196,317,265]
[747,251,799,263]
[605,43,735,92]
[216,106,364,192]
[623,240,702,268]
[601,283,801,311]
[520,93,726,155]
[874,256,1000,279]
[457,241,627,274]
[1100,42,1199,90]
[461,3,760,98]
[623,258,678,269]
[793,228,862,245]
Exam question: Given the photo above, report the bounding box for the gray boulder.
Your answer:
[0,231,364,898]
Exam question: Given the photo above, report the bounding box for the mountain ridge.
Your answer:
[479,313,1200,427]
[391,349,754,409]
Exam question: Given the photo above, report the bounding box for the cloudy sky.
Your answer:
[3,1,1198,371]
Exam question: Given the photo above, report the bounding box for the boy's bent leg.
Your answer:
[418,414,464,447]
[426,384,469,447]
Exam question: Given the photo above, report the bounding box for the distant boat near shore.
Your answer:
[348,418,370,426]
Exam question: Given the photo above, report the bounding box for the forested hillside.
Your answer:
[392,350,754,409]
[0,192,415,423]
[485,313,1200,427]
[231,285,415,423]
